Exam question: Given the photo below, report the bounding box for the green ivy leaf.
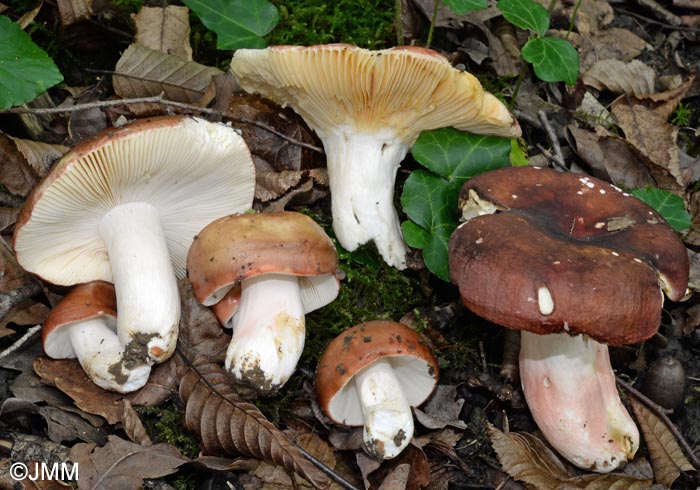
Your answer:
[444,0,488,14]
[497,0,549,36]
[401,129,512,281]
[0,16,63,109]
[182,0,279,50]
[510,138,528,167]
[630,187,692,232]
[521,36,579,85]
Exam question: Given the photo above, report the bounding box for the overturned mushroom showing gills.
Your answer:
[43,281,151,393]
[449,166,689,472]
[315,321,439,460]
[14,116,256,370]
[230,44,521,269]
[187,211,339,391]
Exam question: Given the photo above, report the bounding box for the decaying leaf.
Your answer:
[256,169,328,203]
[56,0,93,25]
[363,445,430,490]
[0,458,69,489]
[630,397,695,487]
[113,43,222,104]
[132,6,193,60]
[69,435,188,489]
[6,134,66,180]
[177,362,331,489]
[583,59,656,98]
[120,399,152,446]
[413,385,467,430]
[489,425,653,489]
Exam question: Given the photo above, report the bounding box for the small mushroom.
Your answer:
[187,211,339,391]
[43,281,150,393]
[315,321,439,460]
[14,116,256,378]
[449,166,689,472]
[230,44,521,269]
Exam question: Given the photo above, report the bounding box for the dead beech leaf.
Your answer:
[177,362,331,489]
[488,425,653,489]
[0,236,30,292]
[365,445,430,490]
[33,357,124,425]
[120,399,152,446]
[132,6,193,60]
[69,435,187,490]
[630,398,695,487]
[56,0,93,25]
[113,43,222,104]
[0,458,68,489]
[127,358,178,407]
[8,133,66,177]
[583,59,656,98]
[413,385,466,430]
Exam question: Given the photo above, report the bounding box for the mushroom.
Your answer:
[187,211,339,391]
[315,320,438,460]
[43,281,151,393]
[230,44,521,269]
[449,166,689,472]
[14,116,256,378]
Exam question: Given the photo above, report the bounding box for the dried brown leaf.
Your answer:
[177,361,331,489]
[56,0,93,25]
[127,358,178,407]
[33,357,124,425]
[120,399,152,446]
[176,281,229,365]
[69,435,187,489]
[113,43,221,104]
[630,398,695,487]
[579,28,648,73]
[0,458,69,489]
[364,445,430,490]
[413,385,466,430]
[132,6,193,60]
[16,3,42,30]
[489,425,653,489]
[583,59,656,98]
[0,236,30,292]
[256,170,305,202]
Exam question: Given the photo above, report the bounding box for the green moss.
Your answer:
[267,0,396,49]
[136,403,200,459]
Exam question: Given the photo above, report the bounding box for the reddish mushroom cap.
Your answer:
[448,166,689,345]
[315,321,438,426]
[187,211,339,308]
[43,281,117,357]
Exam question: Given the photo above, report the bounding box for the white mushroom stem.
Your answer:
[519,331,639,473]
[226,273,305,391]
[66,319,152,393]
[354,357,414,459]
[99,202,180,364]
[323,129,410,269]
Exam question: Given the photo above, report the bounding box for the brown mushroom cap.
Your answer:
[230,44,521,142]
[43,281,117,358]
[187,211,339,308]
[448,166,689,345]
[315,320,438,426]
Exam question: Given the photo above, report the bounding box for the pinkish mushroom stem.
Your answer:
[226,273,305,391]
[324,131,409,269]
[519,331,640,473]
[66,319,151,393]
[99,202,180,364]
[354,357,415,459]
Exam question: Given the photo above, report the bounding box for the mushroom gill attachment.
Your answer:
[448,166,689,472]
[187,211,339,392]
[315,321,439,460]
[231,44,520,269]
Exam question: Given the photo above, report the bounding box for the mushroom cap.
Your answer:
[448,166,689,345]
[230,44,521,144]
[43,281,117,358]
[186,211,339,309]
[14,116,256,286]
[315,320,438,426]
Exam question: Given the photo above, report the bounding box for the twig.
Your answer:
[0,281,42,327]
[0,95,324,154]
[0,324,41,362]
[536,110,566,170]
[630,0,682,25]
[535,144,568,172]
[616,376,700,469]
[617,8,700,31]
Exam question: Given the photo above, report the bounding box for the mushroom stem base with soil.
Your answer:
[67,318,151,393]
[226,273,305,391]
[519,331,639,473]
[324,130,409,270]
[354,357,414,459]
[99,201,180,364]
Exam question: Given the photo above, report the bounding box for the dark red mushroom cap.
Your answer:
[448,166,689,345]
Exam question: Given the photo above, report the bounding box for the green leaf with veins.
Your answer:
[497,0,549,36]
[0,16,63,109]
[182,0,278,50]
[521,37,579,85]
[630,187,692,232]
[443,0,488,14]
[401,129,512,281]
